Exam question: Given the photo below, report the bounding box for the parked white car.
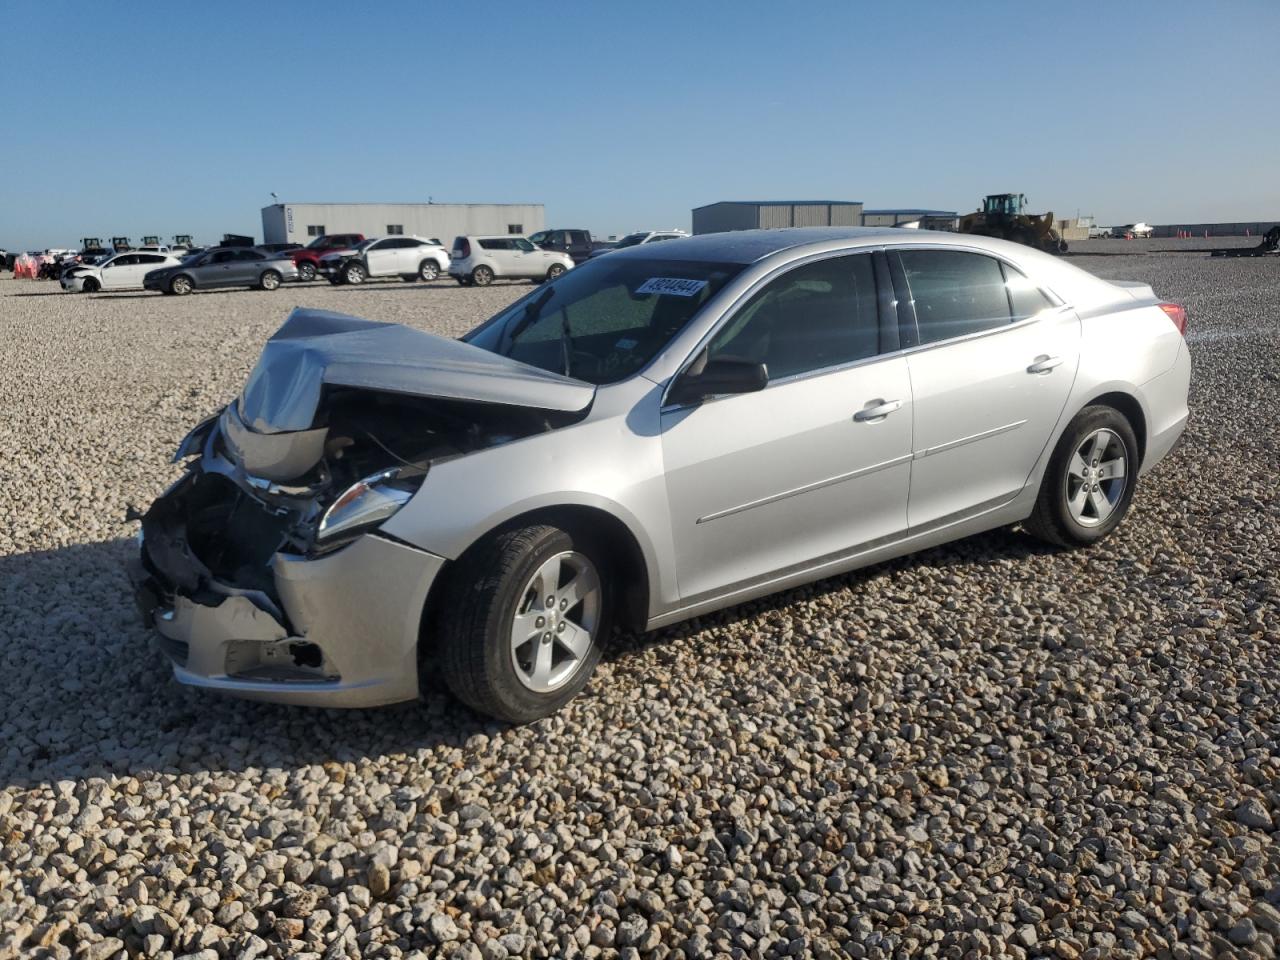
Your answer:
[60,251,182,292]
[318,236,450,285]
[449,235,574,286]
[1112,223,1154,239]
[590,230,688,258]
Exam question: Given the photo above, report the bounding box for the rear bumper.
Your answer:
[1139,339,1192,475]
[131,532,446,708]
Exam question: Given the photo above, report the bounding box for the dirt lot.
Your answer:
[1,242,1278,959]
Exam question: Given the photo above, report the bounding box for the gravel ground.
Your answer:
[1,243,1277,960]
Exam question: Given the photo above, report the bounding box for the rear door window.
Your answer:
[897,250,1012,345]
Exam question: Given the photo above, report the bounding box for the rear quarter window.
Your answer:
[898,250,1012,344]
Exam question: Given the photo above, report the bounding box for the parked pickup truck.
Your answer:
[287,233,366,281]
[318,236,451,285]
[527,228,598,264]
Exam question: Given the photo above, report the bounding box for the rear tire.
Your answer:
[1025,405,1139,547]
[297,262,317,282]
[418,260,440,282]
[437,524,610,723]
[259,270,281,291]
[471,265,494,286]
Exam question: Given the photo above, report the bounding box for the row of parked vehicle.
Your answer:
[46,226,688,295]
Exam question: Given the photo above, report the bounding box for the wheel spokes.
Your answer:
[557,564,600,614]
[558,620,593,660]
[510,610,542,652]
[1097,457,1126,481]
[1069,451,1089,480]
[528,634,555,687]
[1088,487,1115,522]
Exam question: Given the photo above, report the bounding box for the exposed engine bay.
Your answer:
[141,388,580,603]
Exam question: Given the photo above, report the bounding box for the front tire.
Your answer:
[471,265,494,286]
[1025,405,1139,547]
[169,275,192,296]
[82,277,100,293]
[545,263,566,282]
[438,524,610,722]
[343,262,366,284]
[418,260,440,282]
[297,262,317,282]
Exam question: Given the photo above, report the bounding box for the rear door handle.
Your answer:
[854,399,903,422]
[1027,355,1063,374]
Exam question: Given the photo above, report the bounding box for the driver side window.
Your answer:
[707,254,882,381]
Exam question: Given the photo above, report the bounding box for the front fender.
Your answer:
[379,381,679,615]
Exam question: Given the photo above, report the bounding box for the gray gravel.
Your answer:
[1,245,1278,959]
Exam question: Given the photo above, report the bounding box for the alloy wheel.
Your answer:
[509,550,602,693]
[1066,428,1127,527]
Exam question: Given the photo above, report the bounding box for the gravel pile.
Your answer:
[1,252,1277,959]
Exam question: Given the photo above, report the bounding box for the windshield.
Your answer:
[465,258,746,385]
[355,239,378,251]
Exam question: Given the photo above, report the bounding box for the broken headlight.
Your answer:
[314,467,423,552]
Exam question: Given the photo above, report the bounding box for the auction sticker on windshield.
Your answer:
[636,277,708,297]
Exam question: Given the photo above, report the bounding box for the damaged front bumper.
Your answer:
[132,531,444,708]
[131,446,447,708]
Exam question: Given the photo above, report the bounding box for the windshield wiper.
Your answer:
[502,287,555,355]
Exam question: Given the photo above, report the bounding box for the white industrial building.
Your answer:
[261,202,545,246]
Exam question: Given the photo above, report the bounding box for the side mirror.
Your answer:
[668,357,768,406]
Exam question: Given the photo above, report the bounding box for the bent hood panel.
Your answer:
[238,308,595,433]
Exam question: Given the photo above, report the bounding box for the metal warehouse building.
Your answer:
[261,202,545,246]
[861,208,958,229]
[692,200,864,235]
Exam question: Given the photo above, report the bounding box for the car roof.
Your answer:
[604,226,1058,264]
[602,227,912,263]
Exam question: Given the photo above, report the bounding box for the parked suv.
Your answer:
[527,228,594,264]
[287,233,365,281]
[318,236,451,285]
[449,236,574,286]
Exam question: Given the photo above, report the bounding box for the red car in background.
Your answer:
[287,233,365,281]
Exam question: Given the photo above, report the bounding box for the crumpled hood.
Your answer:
[237,308,596,434]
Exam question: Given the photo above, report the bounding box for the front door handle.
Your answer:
[854,399,903,422]
[1027,355,1063,374]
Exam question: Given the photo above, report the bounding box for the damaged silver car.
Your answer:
[132,228,1190,721]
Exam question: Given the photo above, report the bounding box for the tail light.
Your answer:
[1157,302,1187,336]
[455,239,470,258]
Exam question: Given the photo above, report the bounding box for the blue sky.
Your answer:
[2,1,1276,249]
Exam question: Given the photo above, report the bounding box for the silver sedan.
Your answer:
[131,228,1191,721]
